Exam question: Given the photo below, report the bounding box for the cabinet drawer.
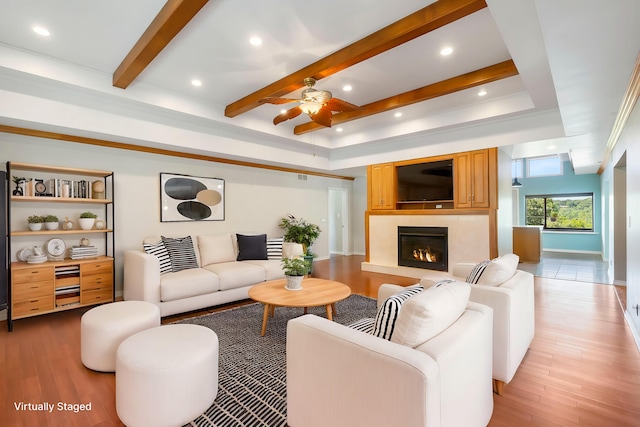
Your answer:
[56,276,80,288]
[13,280,54,300]
[81,288,113,305]
[13,267,55,284]
[81,273,113,291]
[13,297,54,318]
[81,261,113,276]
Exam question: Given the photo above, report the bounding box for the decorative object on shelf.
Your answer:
[281,257,310,291]
[63,217,75,230]
[80,238,90,246]
[279,214,320,275]
[94,219,106,230]
[44,214,59,230]
[27,246,47,264]
[92,180,105,199]
[27,215,44,231]
[12,176,25,196]
[78,211,97,230]
[34,179,46,196]
[17,247,33,262]
[46,238,66,261]
[160,173,225,222]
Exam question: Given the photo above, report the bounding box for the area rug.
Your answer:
[175,294,377,427]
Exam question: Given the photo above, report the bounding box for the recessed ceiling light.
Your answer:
[477,90,487,96]
[32,26,50,37]
[191,79,202,87]
[394,112,402,118]
[440,46,453,56]
[336,127,343,132]
[342,84,352,92]
[280,109,287,114]
[249,36,262,46]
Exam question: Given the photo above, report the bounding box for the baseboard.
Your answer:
[614,280,627,286]
[542,249,602,256]
[624,311,640,352]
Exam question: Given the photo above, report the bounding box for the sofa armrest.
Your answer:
[469,270,535,383]
[452,262,477,279]
[376,283,406,307]
[123,250,161,304]
[287,314,440,427]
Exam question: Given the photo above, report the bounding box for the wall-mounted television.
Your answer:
[396,159,454,202]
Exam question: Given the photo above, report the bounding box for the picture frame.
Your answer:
[160,173,225,222]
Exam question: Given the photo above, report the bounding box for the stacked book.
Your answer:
[70,245,98,259]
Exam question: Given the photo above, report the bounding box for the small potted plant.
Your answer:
[281,257,310,291]
[43,214,59,230]
[27,215,44,231]
[78,211,97,230]
[279,214,321,275]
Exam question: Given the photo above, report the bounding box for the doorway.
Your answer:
[328,188,349,255]
[613,153,627,285]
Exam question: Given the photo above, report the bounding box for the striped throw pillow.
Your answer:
[143,241,173,275]
[161,236,198,272]
[266,237,284,260]
[372,286,423,340]
[466,259,491,284]
[347,317,375,334]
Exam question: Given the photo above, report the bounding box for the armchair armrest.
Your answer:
[287,314,440,427]
[123,250,161,304]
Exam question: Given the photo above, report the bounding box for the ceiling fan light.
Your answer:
[299,102,323,115]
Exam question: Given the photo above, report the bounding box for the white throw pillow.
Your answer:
[197,234,236,266]
[390,280,471,348]
[476,254,519,286]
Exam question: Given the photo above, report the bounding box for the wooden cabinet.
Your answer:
[10,258,114,320]
[454,149,494,209]
[513,227,541,263]
[368,163,395,210]
[6,162,115,331]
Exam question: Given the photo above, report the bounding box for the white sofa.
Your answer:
[124,233,299,317]
[287,283,494,427]
[418,255,535,395]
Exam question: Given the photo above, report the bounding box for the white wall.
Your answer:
[351,177,368,255]
[1,134,355,294]
[602,99,640,347]
[497,148,514,255]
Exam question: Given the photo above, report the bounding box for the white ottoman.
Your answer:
[81,301,160,372]
[116,324,219,427]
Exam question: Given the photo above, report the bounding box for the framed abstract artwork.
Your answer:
[160,173,225,222]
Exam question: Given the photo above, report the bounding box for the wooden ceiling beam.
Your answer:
[293,60,519,135]
[113,0,209,89]
[224,0,487,118]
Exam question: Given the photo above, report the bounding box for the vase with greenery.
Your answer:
[79,211,97,230]
[27,215,44,231]
[279,214,321,274]
[281,257,310,290]
[44,214,59,230]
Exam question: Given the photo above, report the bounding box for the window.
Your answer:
[511,159,523,178]
[527,155,562,177]
[525,193,593,231]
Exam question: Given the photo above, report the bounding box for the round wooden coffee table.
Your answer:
[248,278,351,336]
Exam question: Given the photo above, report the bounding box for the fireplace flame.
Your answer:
[412,247,437,263]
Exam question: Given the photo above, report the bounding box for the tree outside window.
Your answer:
[525,193,593,231]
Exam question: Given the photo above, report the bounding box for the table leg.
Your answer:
[261,304,270,336]
[331,303,337,316]
[304,307,308,314]
[325,304,333,321]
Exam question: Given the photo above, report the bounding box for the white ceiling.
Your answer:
[0,0,639,177]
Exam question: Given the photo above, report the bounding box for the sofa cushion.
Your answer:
[198,234,236,266]
[372,285,423,340]
[236,234,268,261]
[203,262,266,291]
[143,241,172,275]
[161,236,199,272]
[391,280,470,348]
[160,268,220,302]
[242,259,285,281]
[476,254,520,286]
[266,237,284,260]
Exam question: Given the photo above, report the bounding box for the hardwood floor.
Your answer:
[2,255,639,426]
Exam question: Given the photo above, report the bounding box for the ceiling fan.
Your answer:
[258,77,362,128]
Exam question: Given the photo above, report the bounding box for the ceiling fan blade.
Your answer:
[259,97,300,105]
[309,106,332,127]
[273,106,303,125]
[325,98,362,112]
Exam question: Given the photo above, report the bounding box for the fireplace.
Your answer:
[398,226,448,271]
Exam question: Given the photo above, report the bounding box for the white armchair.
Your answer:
[419,256,535,395]
[286,284,494,427]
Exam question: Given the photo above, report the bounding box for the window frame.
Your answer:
[524,192,594,231]
[526,155,563,178]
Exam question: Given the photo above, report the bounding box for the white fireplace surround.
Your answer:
[363,214,490,279]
